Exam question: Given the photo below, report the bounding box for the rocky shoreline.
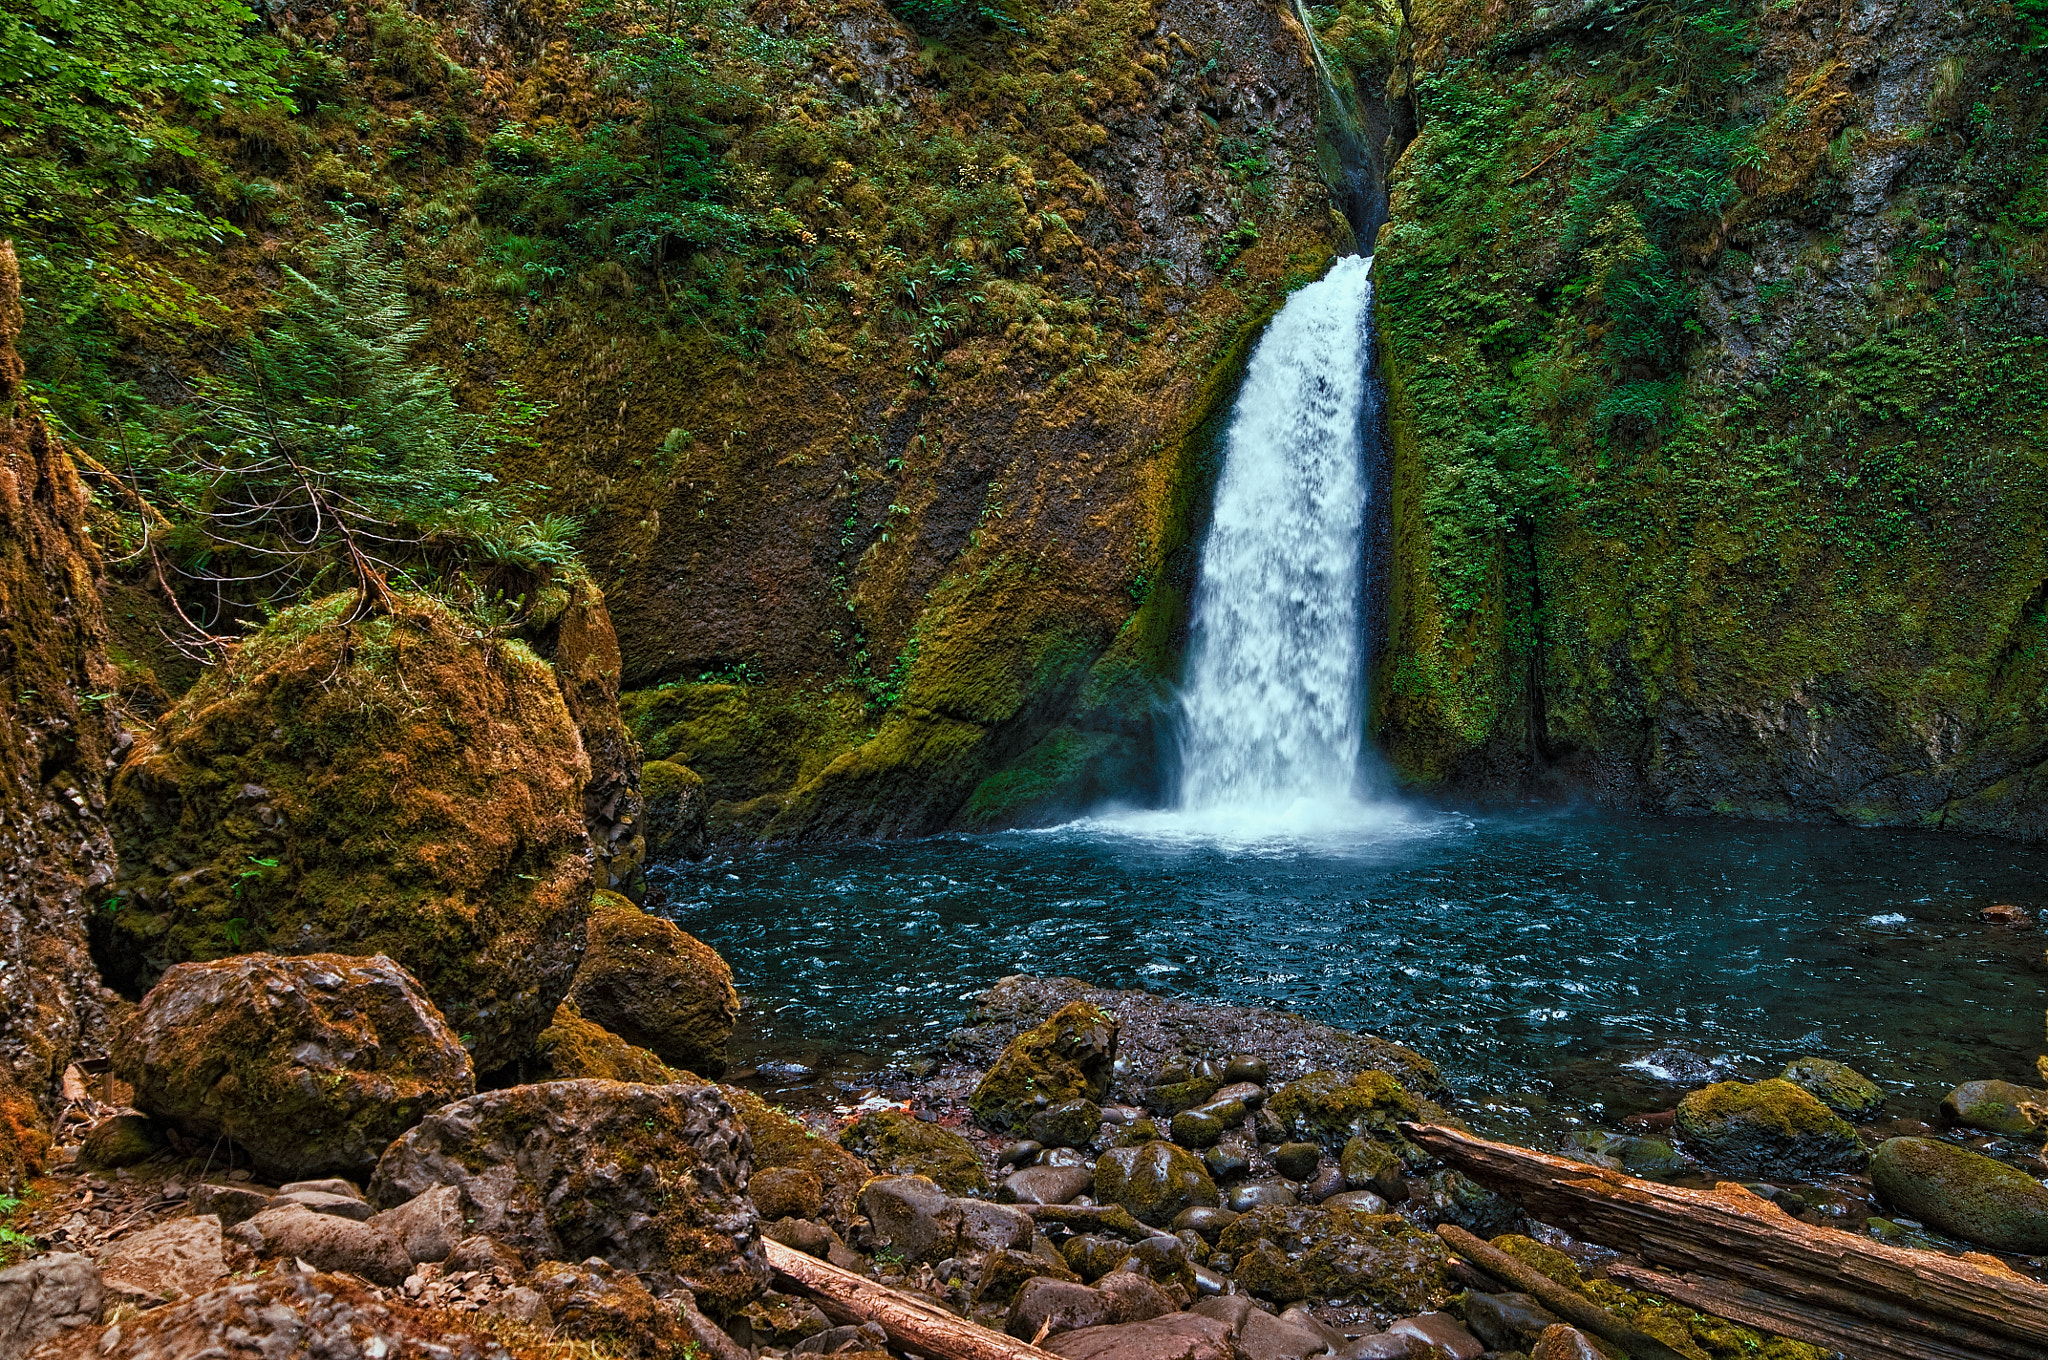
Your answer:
[8,951,2048,1360]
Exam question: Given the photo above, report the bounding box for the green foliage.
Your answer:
[0,0,290,440]
[134,219,567,633]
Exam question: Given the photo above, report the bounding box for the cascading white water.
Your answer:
[1177,255,1380,813]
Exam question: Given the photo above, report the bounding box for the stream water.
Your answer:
[649,811,2047,1142]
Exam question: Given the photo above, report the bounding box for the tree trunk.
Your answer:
[1402,1122,2048,1360]
[764,1238,1068,1360]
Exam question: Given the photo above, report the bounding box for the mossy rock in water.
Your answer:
[840,1108,990,1195]
[1093,1140,1218,1227]
[1674,1079,1865,1177]
[969,1000,1118,1131]
[97,594,593,1072]
[1779,1056,1885,1120]
[1940,1079,2046,1137]
[723,1084,872,1232]
[533,1002,677,1084]
[569,891,739,1076]
[1219,1204,1448,1312]
[641,759,708,862]
[1870,1136,2048,1253]
[1267,1071,1420,1147]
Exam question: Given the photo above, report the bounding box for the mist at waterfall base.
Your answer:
[1122,252,1394,842]
[650,817,2048,1139]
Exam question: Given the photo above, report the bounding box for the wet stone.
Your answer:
[1463,1291,1563,1350]
[1204,1143,1251,1182]
[1225,1057,1271,1085]
[1171,1206,1239,1241]
[1003,1165,1095,1206]
[1227,1182,1298,1213]
[1001,1141,1046,1168]
[1032,1100,1106,1149]
[1272,1143,1321,1181]
[1320,1189,1388,1214]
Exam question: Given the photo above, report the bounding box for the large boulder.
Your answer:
[117,952,473,1181]
[97,594,595,1072]
[1218,1204,1448,1312]
[1870,1136,2048,1253]
[840,1107,989,1195]
[0,1253,104,1355]
[1093,1140,1218,1227]
[971,1000,1119,1131]
[641,759,709,861]
[568,891,739,1076]
[368,1078,766,1309]
[1674,1079,1865,1176]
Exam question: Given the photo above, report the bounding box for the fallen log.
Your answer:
[764,1237,1067,1360]
[1402,1121,2048,1360]
[1436,1224,1696,1360]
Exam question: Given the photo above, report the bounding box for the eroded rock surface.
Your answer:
[118,952,474,1180]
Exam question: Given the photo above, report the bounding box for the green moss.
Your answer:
[969,999,1118,1129]
[1220,1205,1448,1311]
[723,1084,873,1231]
[1674,1079,1865,1175]
[839,1108,990,1195]
[1267,1070,1420,1146]
[1870,1135,2048,1254]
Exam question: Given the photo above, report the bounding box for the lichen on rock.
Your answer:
[97,593,594,1073]
[369,1077,767,1310]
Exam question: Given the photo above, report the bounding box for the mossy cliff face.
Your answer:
[98,594,594,1071]
[0,242,119,1173]
[1374,0,2048,829]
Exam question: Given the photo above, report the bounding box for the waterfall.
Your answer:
[1177,255,1381,813]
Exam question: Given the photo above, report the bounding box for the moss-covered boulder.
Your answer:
[1218,1204,1448,1311]
[1778,1057,1885,1120]
[1675,1079,1865,1176]
[1093,1141,1218,1227]
[1940,1079,2046,1137]
[1870,1136,2048,1253]
[723,1084,872,1233]
[119,952,474,1180]
[533,1002,677,1084]
[840,1108,989,1195]
[1267,1071,1420,1147]
[970,1000,1118,1131]
[369,1078,766,1309]
[641,760,709,862]
[98,595,593,1072]
[568,891,739,1076]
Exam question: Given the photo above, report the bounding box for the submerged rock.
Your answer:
[1778,1056,1885,1120]
[840,1107,990,1195]
[99,595,594,1072]
[971,999,1119,1130]
[118,952,474,1181]
[1870,1136,2048,1253]
[569,890,739,1075]
[369,1078,766,1307]
[1673,1079,1865,1176]
[1941,1079,2046,1137]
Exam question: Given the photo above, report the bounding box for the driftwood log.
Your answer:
[1403,1121,2048,1360]
[1436,1224,1695,1360]
[764,1238,1067,1360]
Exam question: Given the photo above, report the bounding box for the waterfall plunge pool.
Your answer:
[648,808,2046,1143]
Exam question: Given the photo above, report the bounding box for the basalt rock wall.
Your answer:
[1374,0,2048,833]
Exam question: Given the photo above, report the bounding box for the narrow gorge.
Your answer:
[0,0,2045,1354]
